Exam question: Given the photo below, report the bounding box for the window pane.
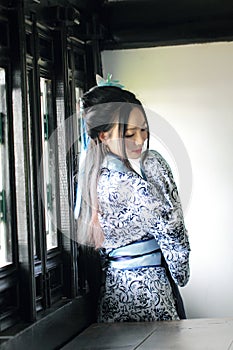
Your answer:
[75,86,83,154]
[26,71,37,256]
[73,86,83,178]
[0,67,12,267]
[40,77,58,250]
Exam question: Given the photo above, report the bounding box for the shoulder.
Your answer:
[143,149,165,162]
[99,167,145,187]
[141,150,172,174]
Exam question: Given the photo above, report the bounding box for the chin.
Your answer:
[128,153,141,159]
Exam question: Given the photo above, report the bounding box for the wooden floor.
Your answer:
[61,318,233,350]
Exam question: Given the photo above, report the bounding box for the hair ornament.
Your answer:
[96,73,124,89]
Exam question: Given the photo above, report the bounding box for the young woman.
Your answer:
[76,78,190,322]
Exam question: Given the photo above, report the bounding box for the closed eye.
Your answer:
[125,128,148,138]
[125,133,135,138]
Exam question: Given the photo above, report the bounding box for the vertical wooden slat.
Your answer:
[10,0,36,322]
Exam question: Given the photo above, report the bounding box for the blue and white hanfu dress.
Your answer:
[97,150,190,322]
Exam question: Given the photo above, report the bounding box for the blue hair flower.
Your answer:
[96,73,124,89]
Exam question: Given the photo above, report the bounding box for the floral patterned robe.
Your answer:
[97,150,190,322]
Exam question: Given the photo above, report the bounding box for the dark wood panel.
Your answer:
[1,295,93,350]
[24,0,233,49]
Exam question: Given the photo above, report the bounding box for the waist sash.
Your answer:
[107,237,161,270]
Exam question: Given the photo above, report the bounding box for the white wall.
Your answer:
[101,42,233,319]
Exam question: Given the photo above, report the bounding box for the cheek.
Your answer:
[143,131,149,141]
[106,138,118,149]
[125,139,135,149]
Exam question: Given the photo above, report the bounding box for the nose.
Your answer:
[134,130,146,146]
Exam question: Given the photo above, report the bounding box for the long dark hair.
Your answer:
[77,86,150,248]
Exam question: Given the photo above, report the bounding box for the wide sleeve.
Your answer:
[141,150,190,287]
[97,154,190,287]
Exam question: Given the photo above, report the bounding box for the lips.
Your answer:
[132,148,142,154]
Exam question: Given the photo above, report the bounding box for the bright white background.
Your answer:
[101,42,233,318]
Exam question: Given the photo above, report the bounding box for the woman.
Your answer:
[76,76,190,322]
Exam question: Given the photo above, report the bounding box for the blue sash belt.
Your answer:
[107,237,162,270]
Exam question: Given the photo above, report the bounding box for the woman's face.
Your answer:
[100,107,148,159]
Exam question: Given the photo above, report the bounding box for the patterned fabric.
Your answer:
[97,150,190,322]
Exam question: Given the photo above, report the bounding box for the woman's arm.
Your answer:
[98,154,190,286]
[141,150,190,287]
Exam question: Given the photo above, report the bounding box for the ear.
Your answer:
[98,131,109,143]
